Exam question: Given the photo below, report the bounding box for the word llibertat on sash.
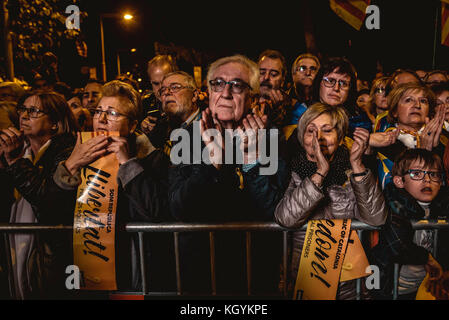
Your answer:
[73,131,119,290]
[294,219,351,300]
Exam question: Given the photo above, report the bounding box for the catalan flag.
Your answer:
[442,0,449,46]
[329,0,371,30]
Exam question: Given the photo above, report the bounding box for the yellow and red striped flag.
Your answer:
[442,0,449,46]
[330,0,371,30]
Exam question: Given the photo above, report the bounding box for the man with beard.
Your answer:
[147,71,201,155]
[257,50,293,133]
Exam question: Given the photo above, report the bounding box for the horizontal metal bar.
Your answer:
[0,220,447,233]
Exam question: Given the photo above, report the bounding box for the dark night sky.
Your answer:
[81,0,449,87]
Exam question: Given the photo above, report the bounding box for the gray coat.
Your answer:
[275,169,387,299]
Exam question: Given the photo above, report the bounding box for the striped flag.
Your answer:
[329,0,371,30]
[442,0,449,46]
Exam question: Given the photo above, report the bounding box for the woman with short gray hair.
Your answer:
[275,103,387,299]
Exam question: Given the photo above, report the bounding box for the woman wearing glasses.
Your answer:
[0,90,78,299]
[369,77,390,118]
[54,80,174,293]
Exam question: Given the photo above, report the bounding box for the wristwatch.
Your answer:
[352,170,369,177]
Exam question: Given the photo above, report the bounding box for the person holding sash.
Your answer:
[274,103,387,299]
[53,80,174,293]
[0,90,78,299]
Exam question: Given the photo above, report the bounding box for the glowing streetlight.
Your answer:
[100,12,135,81]
[130,48,137,53]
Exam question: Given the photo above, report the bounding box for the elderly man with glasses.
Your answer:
[144,71,202,154]
[168,55,289,295]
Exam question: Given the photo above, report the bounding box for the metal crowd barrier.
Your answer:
[0,220,448,300]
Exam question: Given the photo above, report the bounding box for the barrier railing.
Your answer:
[0,220,447,300]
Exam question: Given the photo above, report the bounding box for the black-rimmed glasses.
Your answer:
[406,169,443,182]
[17,106,47,118]
[322,77,350,90]
[209,79,251,94]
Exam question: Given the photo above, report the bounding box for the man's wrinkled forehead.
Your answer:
[162,74,188,86]
[212,62,250,83]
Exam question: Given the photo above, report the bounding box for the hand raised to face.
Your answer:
[0,127,25,165]
[64,132,109,175]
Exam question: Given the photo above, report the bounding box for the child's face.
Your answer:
[393,159,443,202]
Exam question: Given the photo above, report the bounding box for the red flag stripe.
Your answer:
[334,0,366,21]
[443,2,449,46]
[443,3,449,22]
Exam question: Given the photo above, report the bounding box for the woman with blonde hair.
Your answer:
[275,103,387,299]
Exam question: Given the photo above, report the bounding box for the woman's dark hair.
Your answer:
[311,57,358,116]
[18,90,79,136]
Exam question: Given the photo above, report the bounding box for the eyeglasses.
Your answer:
[93,109,127,121]
[158,83,192,96]
[295,65,318,74]
[17,106,47,118]
[322,77,350,90]
[375,87,386,96]
[209,79,251,94]
[406,169,443,182]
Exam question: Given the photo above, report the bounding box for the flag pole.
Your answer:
[432,0,439,69]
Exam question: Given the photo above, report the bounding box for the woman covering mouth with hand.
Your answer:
[53,80,175,294]
[275,103,387,300]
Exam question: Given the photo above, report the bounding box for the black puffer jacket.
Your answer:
[368,183,449,299]
[0,133,76,299]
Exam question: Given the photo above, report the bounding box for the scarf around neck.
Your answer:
[290,143,352,192]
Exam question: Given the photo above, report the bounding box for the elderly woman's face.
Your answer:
[303,113,339,160]
[319,69,351,106]
[208,62,252,126]
[19,95,55,139]
[394,89,429,128]
[93,96,136,137]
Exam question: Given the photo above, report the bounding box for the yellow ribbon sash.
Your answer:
[73,132,119,291]
[294,219,371,300]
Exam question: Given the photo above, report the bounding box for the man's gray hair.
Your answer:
[207,55,260,95]
[162,71,197,90]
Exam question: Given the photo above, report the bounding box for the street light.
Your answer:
[100,13,134,82]
[117,48,137,77]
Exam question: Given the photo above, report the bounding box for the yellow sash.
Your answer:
[73,132,119,290]
[294,219,371,300]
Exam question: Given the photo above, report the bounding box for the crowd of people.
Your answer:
[0,49,449,300]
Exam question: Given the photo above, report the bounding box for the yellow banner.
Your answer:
[294,219,351,300]
[340,230,371,282]
[73,132,119,290]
